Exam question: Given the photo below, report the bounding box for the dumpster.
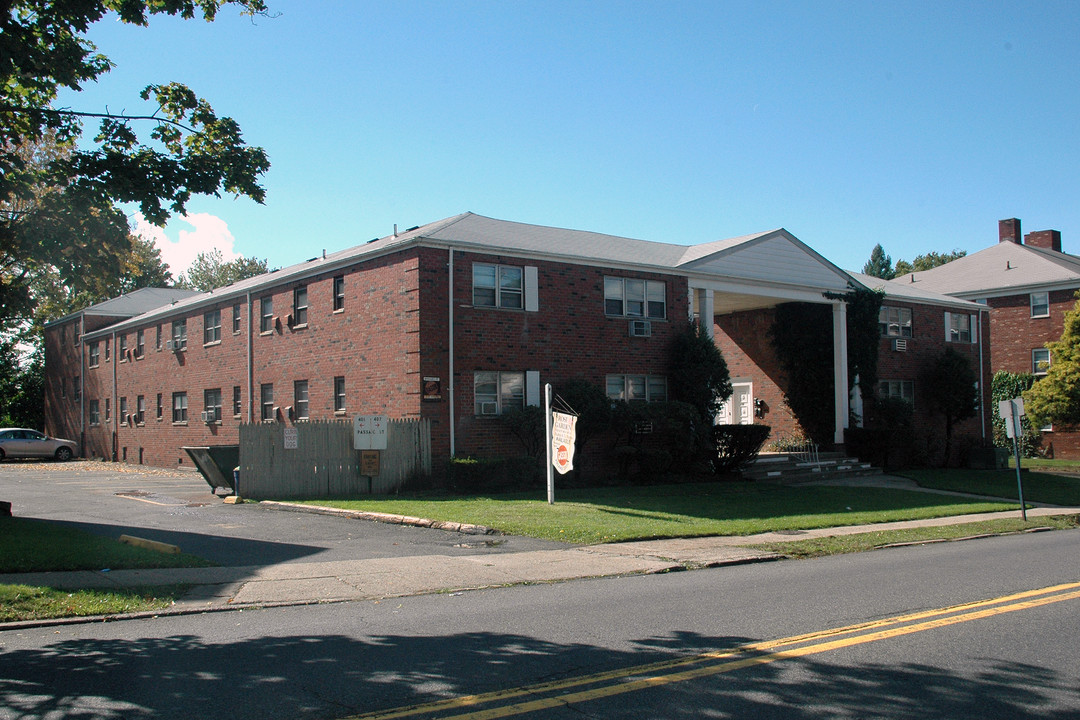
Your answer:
[183,445,240,495]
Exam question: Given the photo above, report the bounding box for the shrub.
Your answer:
[446,456,543,494]
[712,424,771,474]
[607,401,703,480]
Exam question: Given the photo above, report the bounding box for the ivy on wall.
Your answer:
[991,370,1043,457]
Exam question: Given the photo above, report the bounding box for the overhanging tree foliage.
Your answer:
[177,248,270,291]
[1025,295,1080,431]
[1,0,270,325]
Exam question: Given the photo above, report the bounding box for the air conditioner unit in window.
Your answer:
[480,402,499,416]
[892,338,908,352]
[628,320,652,337]
[165,339,175,351]
[201,411,211,423]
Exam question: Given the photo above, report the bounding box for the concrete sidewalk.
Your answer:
[2,504,1076,629]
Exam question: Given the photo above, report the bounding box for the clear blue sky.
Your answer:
[62,0,1080,275]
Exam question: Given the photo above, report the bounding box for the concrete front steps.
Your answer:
[742,452,881,484]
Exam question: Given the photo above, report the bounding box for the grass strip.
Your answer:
[900,469,1080,506]
[746,515,1080,559]
[290,482,1017,544]
[0,517,216,573]
[0,583,191,623]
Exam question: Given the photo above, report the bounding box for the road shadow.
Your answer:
[0,628,1074,719]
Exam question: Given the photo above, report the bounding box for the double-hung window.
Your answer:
[89,400,100,426]
[945,312,976,344]
[473,264,524,309]
[232,303,242,334]
[604,277,666,318]
[233,386,242,416]
[606,374,668,403]
[136,330,145,357]
[118,334,127,359]
[1033,348,1051,376]
[293,380,309,419]
[260,383,275,421]
[119,396,128,424]
[293,286,308,326]
[260,297,274,333]
[879,380,914,405]
[136,395,145,425]
[334,376,347,412]
[474,371,524,415]
[204,388,222,422]
[333,276,345,312]
[172,392,188,423]
[172,320,187,350]
[89,342,99,367]
[878,306,912,337]
[204,309,221,344]
[1031,292,1050,318]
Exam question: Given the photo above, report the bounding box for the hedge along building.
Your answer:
[46,212,961,471]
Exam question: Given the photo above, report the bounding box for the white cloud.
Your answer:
[134,212,240,277]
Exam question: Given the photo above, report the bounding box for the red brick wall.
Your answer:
[43,319,83,445]
[714,308,802,441]
[987,288,1080,459]
[420,249,688,459]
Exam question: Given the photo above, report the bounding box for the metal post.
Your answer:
[1011,402,1026,521]
[545,383,554,505]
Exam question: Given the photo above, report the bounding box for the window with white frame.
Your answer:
[334,376,346,412]
[333,276,345,312]
[293,380,309,419]
[89,399,100,426]
[204,309,221,344]
[878,306,913,338]
[604,277,666,318]
[473,264,523,309]
[233,386,242,416]
[204,388,222,422]
[945,312,975,343]
[136,395,145,424]
[474,371,524,415]
[156,393,163,420]
[119,396,128,424]
[136,329,144,357]
[172,392,188,423]
[1031,292,1050,318]
[232,303,242,334]
[606,374,668,403]
[118,334,127,359]
[260,383,274,421]
[88,342,99,367]
[260,296,274,333]
[879,380,914,405]
[172,320,187,350]
[1032,348,1051,376]
[293,286,308,326]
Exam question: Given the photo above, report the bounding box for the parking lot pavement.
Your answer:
[0,460,569,567]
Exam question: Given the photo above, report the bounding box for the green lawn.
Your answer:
[293,481,1019,544]
[899,469,1080,506]
[0,584,189,623]
[0,517,215,574]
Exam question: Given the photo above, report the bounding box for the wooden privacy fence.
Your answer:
[238,418,431,499]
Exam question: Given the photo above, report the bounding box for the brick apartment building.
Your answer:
[43,213,991,472]
[908,218,1080,458]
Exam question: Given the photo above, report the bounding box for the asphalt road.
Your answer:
[1,460,1078,719]
[0,460,567,566]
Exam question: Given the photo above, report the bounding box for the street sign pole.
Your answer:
[545,383,554,505]
[1010,401,1027,521]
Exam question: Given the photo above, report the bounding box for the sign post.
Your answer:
[545,384,554,504]
[998,398,1027,521]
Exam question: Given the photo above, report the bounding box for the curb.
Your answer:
[258,500,497,535]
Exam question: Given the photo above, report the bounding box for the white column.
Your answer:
[832,302,849,445]
[696,287,715,339]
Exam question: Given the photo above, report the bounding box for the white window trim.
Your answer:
[605,374,669,403]
[1031,292,1050,318]
[472,263,536,311]
[473,371,526,415]
[1032,348,1051,376]
[944,312,977,344]
[604,277,667,319]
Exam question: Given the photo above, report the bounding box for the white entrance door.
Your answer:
[717,382,753,425]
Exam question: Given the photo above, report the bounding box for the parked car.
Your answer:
[0,428,79,461]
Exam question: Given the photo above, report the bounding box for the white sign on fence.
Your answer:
[283,427,298,450]
[353,414,389,450]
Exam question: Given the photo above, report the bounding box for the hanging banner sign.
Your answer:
[551,411,578,475]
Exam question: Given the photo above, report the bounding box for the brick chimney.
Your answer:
[1024,230,1062,252]
[999,218,1022,244]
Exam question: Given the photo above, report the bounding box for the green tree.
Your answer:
[862,244,895,279]
[1025,296,1080,431]
[1,0,270,325]
[668,321,732,423]
[919,347,979,466]
[177,248,269,291]
[895,250,966,276]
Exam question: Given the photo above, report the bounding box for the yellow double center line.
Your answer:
[352,580,1080,719]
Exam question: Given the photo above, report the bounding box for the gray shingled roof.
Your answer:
[847,272,985,311]
[902,241,1080,298]
[45,287,200,327]
[81,212,858,338]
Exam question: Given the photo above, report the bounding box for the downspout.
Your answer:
[246,290,253,423]
[78,316,85,457]
[111,328,118,462]
[979,310,986,440]
[448,248,456,457]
